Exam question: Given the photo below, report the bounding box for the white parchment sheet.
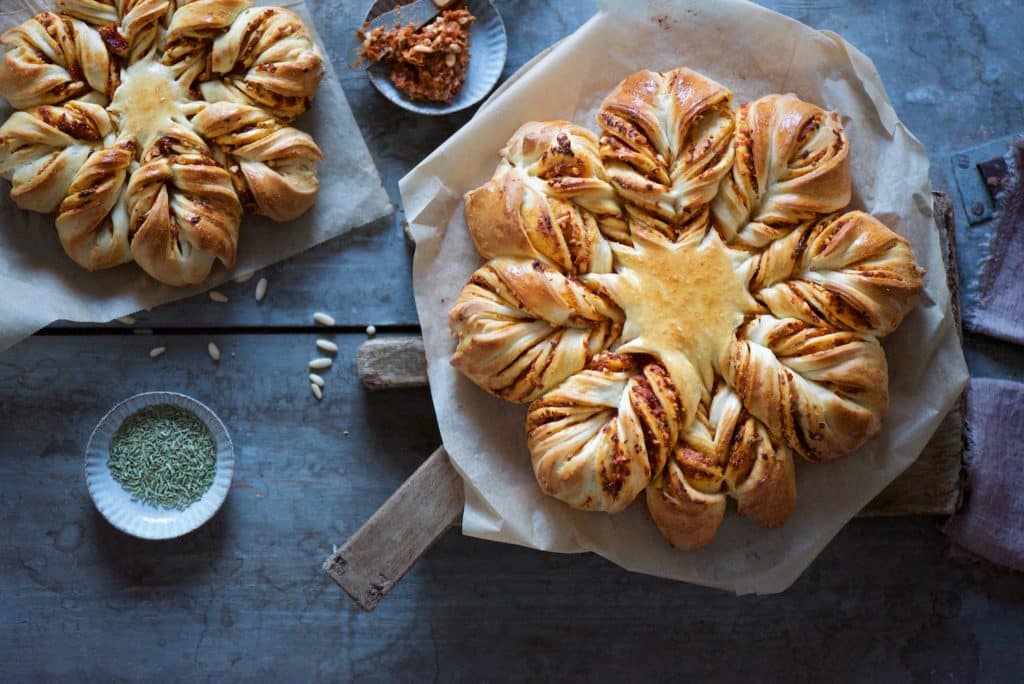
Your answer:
[401,0,969,593]
[0,0,392,351]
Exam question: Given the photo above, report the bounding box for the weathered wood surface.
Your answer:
[325,447,462,610]
[3,0,1024,680]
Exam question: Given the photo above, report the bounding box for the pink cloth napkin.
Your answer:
[967,137,1024,344]
[945,378,1024,571]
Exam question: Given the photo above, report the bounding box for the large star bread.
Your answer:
[449,67,924,550]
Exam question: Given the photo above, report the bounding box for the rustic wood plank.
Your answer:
[324,447,461,610]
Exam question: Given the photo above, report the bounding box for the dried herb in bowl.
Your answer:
[108,405,216,509]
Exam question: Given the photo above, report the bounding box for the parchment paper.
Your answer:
[0,0,392,351]
[402,0,969,593]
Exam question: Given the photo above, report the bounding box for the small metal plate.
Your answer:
[951,136,1014,225]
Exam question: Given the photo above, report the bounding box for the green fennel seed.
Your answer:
[108,405,216,509]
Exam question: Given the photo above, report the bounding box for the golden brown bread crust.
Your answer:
[712,94,851,249]
[449,258,623,403]
[192,101,322,222]
[126,128,241,286]
[464,121,619,274]
[527,353,683,513]
[448,65,926,551]
[0,2,323,286]
[163,0,253,90]
[598,68,735,240]
[0,100,111,212]
[747,210,925,335]
[202,6,323,123]
[721,315,889,463]
[0,12,116,109]
[647,384,795,550]
[56,137,134,270]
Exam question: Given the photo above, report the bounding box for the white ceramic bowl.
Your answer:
[364,0,508,115]
[85,392,234,540]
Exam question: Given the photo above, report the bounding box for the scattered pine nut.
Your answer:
[311,383,323,400]
[366,325,377,337]
[208,342,221,362]
[255,277,268,302]
[309,357,332,370]
[149,346,166,358]
[313,312,335,326]
[234,272,255,284]
[309,373,325,387]
[117,315,136,325]
[209,290,229,303]
[316,339,338,353]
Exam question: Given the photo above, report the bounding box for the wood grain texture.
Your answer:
[324,447,461,610]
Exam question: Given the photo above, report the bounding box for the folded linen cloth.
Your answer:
[944,378,1024,572]
[968,137,1024,344]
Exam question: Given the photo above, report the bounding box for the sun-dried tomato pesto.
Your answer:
[359,8,475,104]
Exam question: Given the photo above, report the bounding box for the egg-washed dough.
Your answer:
[449,67,924,550]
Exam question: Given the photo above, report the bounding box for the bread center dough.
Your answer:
[108,59,193,151]
[590,228,757,416]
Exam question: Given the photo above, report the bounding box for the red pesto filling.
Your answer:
[358,8,475,104]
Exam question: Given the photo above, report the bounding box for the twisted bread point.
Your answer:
[598,67,735,241]
[465,121,619,274]
[0,12,115,108]
[712,94,850,249]
[163,0,252,89]
[747,210,924,336]
[192,101,322,222]
[59,0,171,62]
[203,7,323,122]
[450,258,623,403]
[55,0,119,25]
[722,315,888,462]
[56,137,135,270]
[126,125,241,285]
[0,99,111,212]
[527,353,683,513]
[647,384,795,550]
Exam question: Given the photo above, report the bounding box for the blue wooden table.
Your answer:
[2,1,1023,681]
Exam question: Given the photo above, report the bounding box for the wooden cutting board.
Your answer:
[325,193,965,610]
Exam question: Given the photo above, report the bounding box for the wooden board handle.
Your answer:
[323,447,464,611]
